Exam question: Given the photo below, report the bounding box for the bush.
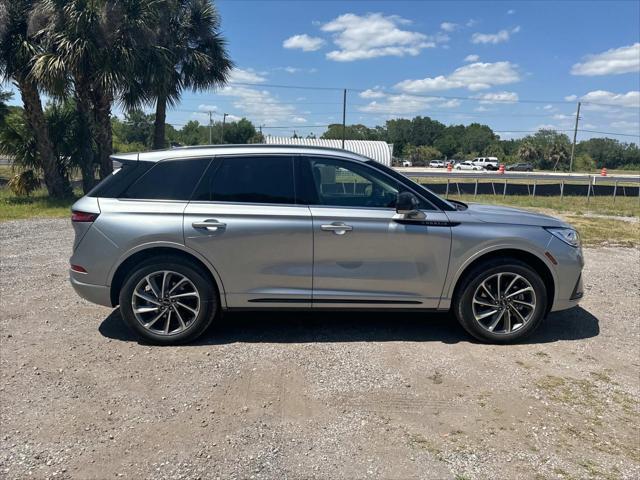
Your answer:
[8,170,41,196]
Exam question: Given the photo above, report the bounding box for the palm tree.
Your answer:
[127,0,233,149]
[517,141,539,164]
[32,0,157,182]
[0,0,72,198]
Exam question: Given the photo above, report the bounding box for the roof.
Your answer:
[111,144,372,164]
[265,137,393,165]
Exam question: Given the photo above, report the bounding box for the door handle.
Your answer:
[320,223,353,235]
[192,220,226,231]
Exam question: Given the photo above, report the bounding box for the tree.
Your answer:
[402,145,442,165]
[128,0,233,150]
[321,123,380,141]
[33,0,158,183]
[223,118,256,144]
[0,0,72,198]
[517,141,540,163]
[462,123,496,154]
[549,141,570,171]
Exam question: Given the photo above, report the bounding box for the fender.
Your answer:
[107,240,229,309]
[438,238,558,311]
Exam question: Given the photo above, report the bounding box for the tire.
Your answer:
[119,256,218,345]
[453,258,547,344]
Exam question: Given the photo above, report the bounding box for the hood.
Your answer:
[463,203,570,228]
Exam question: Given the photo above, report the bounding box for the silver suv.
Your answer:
[70,145,584,344]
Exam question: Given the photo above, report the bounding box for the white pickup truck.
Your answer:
[472,157,499,170]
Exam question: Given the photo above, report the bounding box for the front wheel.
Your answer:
[453,258,548,343]
[119,257,218,344]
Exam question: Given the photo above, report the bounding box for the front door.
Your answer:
[184,155,313,308]
[299,156,452,309]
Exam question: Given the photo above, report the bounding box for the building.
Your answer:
[264,136,394,166]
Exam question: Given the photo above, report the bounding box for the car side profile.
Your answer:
[70,145,584,345]
[506,162,534,172]
[428,160,445,168]
[455,161,485,171]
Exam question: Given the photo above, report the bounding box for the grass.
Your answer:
[447,193,640,217]
[0,187,78,222]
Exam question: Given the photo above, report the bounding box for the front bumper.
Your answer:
[70,272,112,307]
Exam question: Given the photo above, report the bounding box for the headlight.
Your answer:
[546,227,581,248]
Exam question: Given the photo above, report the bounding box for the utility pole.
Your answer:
[569,102,581,172]
[208,111,213,144]
[341,89,347,149]
[220,113,228,144]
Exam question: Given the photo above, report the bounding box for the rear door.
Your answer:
[184,155,313,308]
[298,156,452,309]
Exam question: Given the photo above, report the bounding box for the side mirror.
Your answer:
[396,192,419,215]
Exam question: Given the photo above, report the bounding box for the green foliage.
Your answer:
[573,153,595,171]
[8,170,40,196]
[402,145,442,165]
[577,137,640,169]
[321,123,382,141]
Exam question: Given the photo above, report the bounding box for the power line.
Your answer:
[579,129,640,138]
[227,81,639,108]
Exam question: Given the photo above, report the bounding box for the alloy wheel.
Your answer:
[471,272,536,334]
[131,271,200,335]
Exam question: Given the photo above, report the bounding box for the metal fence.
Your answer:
[397,170,640,201]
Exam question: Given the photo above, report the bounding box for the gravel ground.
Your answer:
[1,218,639,480]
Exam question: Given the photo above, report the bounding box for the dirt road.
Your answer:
[1,219,639,479]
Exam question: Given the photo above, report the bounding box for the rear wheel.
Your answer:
[119,257,217,344]
[453,258,547,343]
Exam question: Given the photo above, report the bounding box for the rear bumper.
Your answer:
[69,272,112,307]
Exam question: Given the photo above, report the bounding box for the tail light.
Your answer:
[71,210,99,223]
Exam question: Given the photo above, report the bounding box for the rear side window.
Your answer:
[87,161,153,198]
[121,158,210,200]
[194,156,295,204]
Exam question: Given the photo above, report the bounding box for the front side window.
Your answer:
[121,158,210,200]
[195,155,295,204]
[300,157,427,209]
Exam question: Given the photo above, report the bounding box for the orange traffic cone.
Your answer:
[601,167,607,176]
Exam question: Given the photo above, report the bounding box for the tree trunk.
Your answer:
[74,79,97,193]
[93,90,114,179]
[153,94,167,150]
[17,78,72,199]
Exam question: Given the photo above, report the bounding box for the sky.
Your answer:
[6,0,640,141]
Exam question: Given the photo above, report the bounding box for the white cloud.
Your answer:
[471,26,520,44]
[564,94,578,102]
[359,94,436,115]
[440,22,459,32]
[464,54,479,62]
[219,85,298,125]
[198,104,217,111]
[507,9,516,15]
[229,67,267,83]
[283,34,326,52]
[474,91,519,103]
[292,116,307,124]
[359,88,387,99]
[439,99,461,108]
[321,13,439,62]
[571,43,640,76]
[579,90,640,108]
[543,104,554,110]
[610,120,640,133]
[395,61,521,93]
[284,66,300,74]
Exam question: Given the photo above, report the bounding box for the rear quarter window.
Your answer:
[121,158,211,201]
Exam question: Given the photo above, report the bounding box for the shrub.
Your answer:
[8,170,40,196]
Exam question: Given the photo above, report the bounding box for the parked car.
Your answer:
[401,160,412,167]
[506,163,534,172]
[472,157,499,170]
[70,145,584,345]
[429,160,445,168]
[455,161,485,171]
